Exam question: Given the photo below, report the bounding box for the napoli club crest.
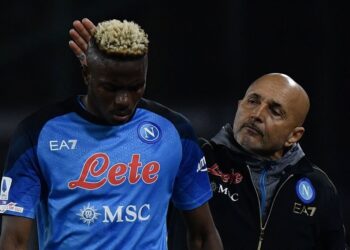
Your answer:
[138,122,162,143]
[296,178,316,204]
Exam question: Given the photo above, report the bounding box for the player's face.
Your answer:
[233,80,300,159]
[86,56,147,125]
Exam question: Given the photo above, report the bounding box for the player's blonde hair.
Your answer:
[93,19,149,57]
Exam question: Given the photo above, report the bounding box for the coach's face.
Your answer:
[233,74,308,160]
[84,55,147,125]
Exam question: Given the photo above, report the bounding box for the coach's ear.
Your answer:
[284,126,305,147]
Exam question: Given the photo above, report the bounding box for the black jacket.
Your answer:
[204,124,346,250]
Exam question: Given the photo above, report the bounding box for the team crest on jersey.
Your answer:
[137,122,162,143]
[296,178,316,204]
[77,203,101,225]
[0,177,12,201]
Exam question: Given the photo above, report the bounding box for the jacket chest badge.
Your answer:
[296,178,316,204]
[293,178,317,217]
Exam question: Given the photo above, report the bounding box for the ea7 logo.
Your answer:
[50,139,78,151]
[293,202,317,217]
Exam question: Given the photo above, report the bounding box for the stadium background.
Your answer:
[1,0,349,247]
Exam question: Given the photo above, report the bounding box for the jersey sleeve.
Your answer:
[0,122,41,219]
[171,125,212,211]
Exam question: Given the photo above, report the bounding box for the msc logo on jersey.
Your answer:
[77,203,151,225]
[77,203,101,225]
[0,177,12,201]
[138,122,161,143]
[296,178,316,204]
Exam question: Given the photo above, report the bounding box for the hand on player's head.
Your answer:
[68,18,96,65]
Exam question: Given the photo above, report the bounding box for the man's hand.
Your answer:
[68,18,96,65]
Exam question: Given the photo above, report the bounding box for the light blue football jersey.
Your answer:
[0,97,212,250]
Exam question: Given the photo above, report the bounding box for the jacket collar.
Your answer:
[211,123,312,174]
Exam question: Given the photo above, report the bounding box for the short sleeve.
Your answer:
[171,133,212,211]
[0,123,41,219]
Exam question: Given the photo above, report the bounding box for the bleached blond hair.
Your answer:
[93,19,149,57]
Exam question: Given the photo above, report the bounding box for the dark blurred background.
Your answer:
[1,0,349,246]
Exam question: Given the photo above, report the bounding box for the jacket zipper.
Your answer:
[257,229,264,250]
[247,165,294,250]
[259,169,268,217]
[246,166,263,250]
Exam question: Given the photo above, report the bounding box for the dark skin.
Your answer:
[83,44,147,124]
[182,204,222,249]
[0,216,33,250]
[0,18,223,250]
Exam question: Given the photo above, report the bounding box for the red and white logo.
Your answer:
[0,202,24,214]
[208,164,243,184]
[68,153,160,190]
